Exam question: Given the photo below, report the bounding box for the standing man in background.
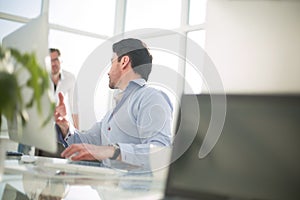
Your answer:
[49,48,79,129]
[35,48,79,157]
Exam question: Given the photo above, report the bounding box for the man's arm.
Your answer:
[72,114,79,129]
[69,72,79,129]
[58,122,113,160]
[54,92,70,137]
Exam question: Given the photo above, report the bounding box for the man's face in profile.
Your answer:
[50,51,61,76]
[108,53,122,89]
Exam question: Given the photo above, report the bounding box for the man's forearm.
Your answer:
[57,122,69,137]
[55,124,69,148]
[72,114,79,129]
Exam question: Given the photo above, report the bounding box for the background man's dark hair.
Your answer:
[49,48,61,56]
[113,38,153,81]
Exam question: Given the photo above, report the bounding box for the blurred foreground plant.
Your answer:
[0,45,54,131]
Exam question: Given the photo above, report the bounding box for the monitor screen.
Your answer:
[166,94,300,200]
[2,15,57,153]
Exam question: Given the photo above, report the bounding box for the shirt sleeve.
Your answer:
[68,74,79,114]
[59,122,103,146]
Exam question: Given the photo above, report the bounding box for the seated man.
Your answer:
[55,38,173,168]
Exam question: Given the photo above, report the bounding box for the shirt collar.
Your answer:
[128,78,146,88]
[59,70,65,80]
[113,79,146,105]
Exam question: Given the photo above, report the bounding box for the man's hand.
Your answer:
[61,143,116,161]
[54,92,69,136]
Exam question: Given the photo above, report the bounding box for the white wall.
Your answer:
[205,0,300,93]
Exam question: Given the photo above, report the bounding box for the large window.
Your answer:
[189,0,207,25]
[0,0,208,130]
[0,0,42,19]
[125,0,181,31]
[0,19,23,41]
[48,30,104,76]
[49,0,115,36]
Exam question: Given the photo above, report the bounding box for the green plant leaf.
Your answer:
[0,46,54,129]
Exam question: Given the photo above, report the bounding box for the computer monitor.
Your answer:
[165,94,300,200]
[2,15,57,153]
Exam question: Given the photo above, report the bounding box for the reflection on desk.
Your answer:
[1,156,168,200]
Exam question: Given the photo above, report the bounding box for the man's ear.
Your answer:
[120,55,130,70]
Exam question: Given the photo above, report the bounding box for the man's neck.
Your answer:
[117,72,141,90]
[51,73,61,85]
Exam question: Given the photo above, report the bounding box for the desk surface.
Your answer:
[1,156,168,200]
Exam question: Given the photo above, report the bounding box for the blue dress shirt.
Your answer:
[58,79,173,168]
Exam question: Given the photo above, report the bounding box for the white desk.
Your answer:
[0,156,168,200]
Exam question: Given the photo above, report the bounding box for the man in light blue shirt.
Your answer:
[55,38,173,168]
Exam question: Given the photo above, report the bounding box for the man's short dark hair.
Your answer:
[113,38,152,81]
[49,48,61,56]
